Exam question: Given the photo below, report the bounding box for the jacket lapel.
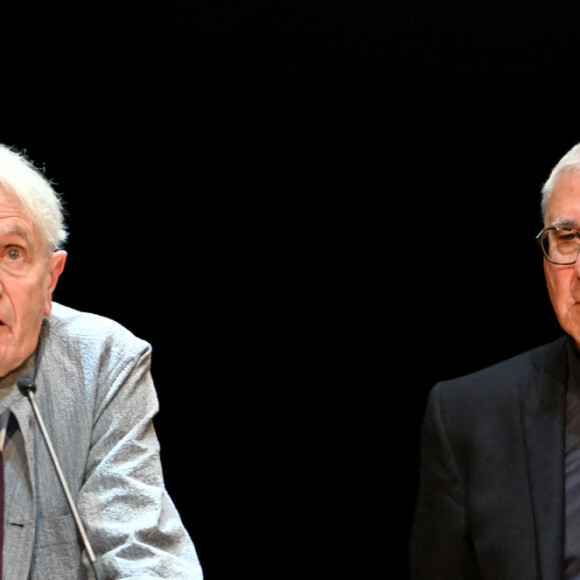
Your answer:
[520,337,567,580]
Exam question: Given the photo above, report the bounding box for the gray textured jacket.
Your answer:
[0,302,203,579]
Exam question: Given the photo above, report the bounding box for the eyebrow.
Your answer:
[0,226,36,252]
[551,218,580,230]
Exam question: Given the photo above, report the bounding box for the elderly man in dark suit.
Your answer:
[411,142,580,580]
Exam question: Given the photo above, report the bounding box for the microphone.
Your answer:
[17,375,99,580]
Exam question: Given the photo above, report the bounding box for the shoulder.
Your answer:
[419,337,568,458]
[440,337,566,392]
[429,337,568,418]
[45,302,150,361]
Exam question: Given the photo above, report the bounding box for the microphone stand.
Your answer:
[18,376,99,580]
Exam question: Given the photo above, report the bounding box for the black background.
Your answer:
[3,1,579,578]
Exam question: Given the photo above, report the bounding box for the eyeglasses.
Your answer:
[536,226,580,264]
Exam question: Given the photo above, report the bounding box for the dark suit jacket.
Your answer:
[410,336,569,580]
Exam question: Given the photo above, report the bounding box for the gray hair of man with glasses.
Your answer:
[542,142,580,219]
[0,145,68,253]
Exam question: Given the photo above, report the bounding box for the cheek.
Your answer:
[17,276,51,317]
[545,267,572,307]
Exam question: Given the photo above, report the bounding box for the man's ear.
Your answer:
[44,250,67,316]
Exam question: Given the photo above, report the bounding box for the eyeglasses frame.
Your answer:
[536,226,580,265]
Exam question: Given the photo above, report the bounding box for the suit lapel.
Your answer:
[520,337,567,580]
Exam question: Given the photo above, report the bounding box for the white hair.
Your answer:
[542,143,580,219]
[0,145,67,251]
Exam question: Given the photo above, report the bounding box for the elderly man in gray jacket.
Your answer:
[0,145,203,579]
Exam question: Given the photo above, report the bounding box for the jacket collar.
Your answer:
[521,336,568,580]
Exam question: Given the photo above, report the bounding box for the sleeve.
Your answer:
[77,341,203,579]
[409,383,479,580]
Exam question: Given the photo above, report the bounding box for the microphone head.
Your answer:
[17,375,36,394]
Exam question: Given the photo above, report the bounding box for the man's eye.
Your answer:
[7,248,21,260]
[555,231,580,242]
